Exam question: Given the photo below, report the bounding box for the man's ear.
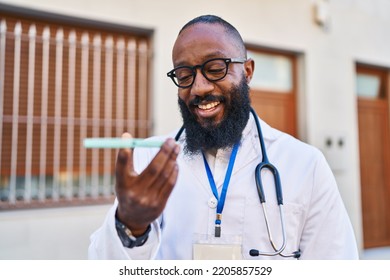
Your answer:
[244,58,255,84]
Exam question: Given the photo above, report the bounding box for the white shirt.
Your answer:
[88,114,359,260]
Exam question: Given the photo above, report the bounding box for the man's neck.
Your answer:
[205,148,218,157]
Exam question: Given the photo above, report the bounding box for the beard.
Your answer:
[178,75,251,155]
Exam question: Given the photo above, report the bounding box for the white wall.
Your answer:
[0,205,111,259]
[1,0,390,259]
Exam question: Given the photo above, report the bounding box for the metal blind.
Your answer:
[0,15,152,209]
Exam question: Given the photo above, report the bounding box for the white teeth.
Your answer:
[198,101,220,110]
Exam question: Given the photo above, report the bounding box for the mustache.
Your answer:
[189,94,226,106]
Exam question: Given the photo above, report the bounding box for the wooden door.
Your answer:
[250,90,296,137]
[357,65,390,248]
[247,47,297,138]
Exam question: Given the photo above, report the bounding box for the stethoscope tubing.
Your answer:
[250,107,300,258]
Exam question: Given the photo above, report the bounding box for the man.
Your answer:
[88,15,359,260]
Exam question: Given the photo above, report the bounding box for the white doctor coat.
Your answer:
[88,114,359,260]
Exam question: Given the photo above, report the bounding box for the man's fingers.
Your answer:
[115,133,135,188]
[115,136,180,230]
[145,149,179,196]
[156,162,179,202]
[138,138,179,189]
[121,132,135,174]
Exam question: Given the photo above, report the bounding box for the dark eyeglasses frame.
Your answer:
[167,57,246,88]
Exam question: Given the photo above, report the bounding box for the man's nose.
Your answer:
[189,69,214,96]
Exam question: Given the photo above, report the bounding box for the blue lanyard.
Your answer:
[202,142,239,237]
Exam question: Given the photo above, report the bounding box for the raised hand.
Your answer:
[115,133,180,236]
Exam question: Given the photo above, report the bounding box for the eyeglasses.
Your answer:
[167,58,246,88]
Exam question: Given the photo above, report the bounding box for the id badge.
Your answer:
[193,234,242,260]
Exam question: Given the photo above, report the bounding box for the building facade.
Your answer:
[0,0,389,259]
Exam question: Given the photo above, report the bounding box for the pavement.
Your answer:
[361,246,390,260]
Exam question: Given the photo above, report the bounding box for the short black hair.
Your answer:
[179,15,247,57]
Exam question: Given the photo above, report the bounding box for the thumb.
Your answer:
[115,133,135,186]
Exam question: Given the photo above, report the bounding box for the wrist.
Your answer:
[115,210,151,248]
[116,207,149,236]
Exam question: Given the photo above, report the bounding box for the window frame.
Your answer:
[0,3,153,209]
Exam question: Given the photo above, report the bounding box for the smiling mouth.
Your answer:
[197,101,220,110]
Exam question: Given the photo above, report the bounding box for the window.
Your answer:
[356,66,387,99]
[248,51,293,92]
[0,6,152,209]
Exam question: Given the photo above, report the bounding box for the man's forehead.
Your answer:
[176,23,228,43]
[172,23,238,64]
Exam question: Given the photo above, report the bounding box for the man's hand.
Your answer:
[115,133,180,236]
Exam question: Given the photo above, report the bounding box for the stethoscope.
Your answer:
[174,107,300,259]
